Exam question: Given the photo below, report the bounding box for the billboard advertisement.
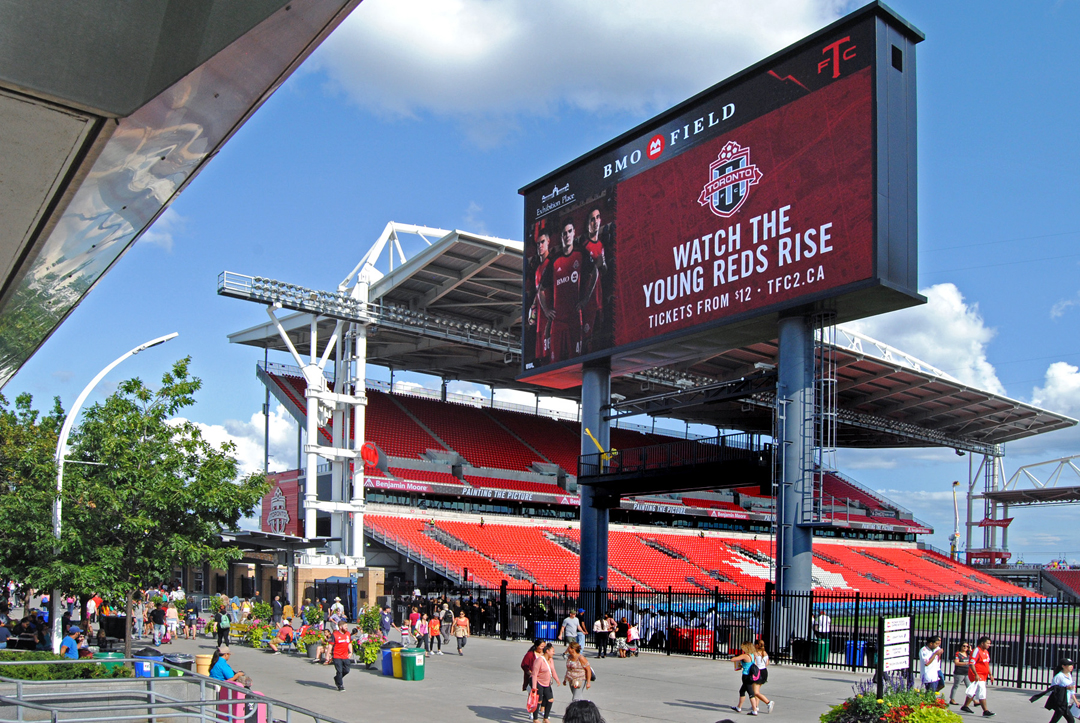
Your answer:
[260,470,303,537]
[521,3,923,388]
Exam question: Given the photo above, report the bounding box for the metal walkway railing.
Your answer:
[0,659,346,723]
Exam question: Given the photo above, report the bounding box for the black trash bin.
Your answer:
[791,638,811,664]
[164,653,194,672]
[133,646,164,657]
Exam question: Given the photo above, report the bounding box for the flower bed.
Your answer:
[820,673,961,723]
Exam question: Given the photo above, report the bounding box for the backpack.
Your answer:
[220,612,230,628]
[747,663,760,681]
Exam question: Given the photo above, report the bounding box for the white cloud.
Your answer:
[1032,362,1080,417]
[463,201,489,235]
[846,283,1005,395]
[315,0,852,138]
[177,403,298,477]
[1051,292,1080,319]
[140,207,185,251]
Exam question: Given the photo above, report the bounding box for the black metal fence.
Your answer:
[391,582,1080,689]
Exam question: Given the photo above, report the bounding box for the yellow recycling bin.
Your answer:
[391,647,404,678]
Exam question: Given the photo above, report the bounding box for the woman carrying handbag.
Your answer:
[563,642,592,702]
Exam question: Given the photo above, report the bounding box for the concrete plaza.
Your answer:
[161,634,1037,723]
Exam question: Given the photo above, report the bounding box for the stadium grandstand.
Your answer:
[219,222,1074,602]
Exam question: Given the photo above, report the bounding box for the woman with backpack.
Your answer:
[731,642,761,715]
[751,639,774,713]
[216,608,231,647]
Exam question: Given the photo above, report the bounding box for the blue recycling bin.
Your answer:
[533,621,557,640]
[845,640,866,667]
[381,648,395,676]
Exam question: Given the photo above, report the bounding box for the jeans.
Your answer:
[576,631,586,648]
[153,624,165,645]
[332,658,351,689]
[949,670,968,701]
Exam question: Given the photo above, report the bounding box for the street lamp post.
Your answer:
[50,332,178,654]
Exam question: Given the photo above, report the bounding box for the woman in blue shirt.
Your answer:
[208,646,245,683]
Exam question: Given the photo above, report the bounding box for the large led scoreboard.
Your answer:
[519,2,923,389]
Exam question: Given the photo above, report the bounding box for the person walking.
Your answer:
[961,636,995,717]
[271,595,283,624]
[950,642,972,705]
[919,635,945,692]
[563,641,592,703]
[560,610,581,657]
[1036,658,1080,723]
[615,617,629,658]
[732,642,761,715]
[149,603,167,646]
[752,639,774,713]
[522,639,545,691]
[592,616,608,658]
[416,614,430,657]
[428,614,442,655]
[441,604,454,646]
[453,609,470,655]
[216,607,231,647]
[164,602,179,642]
[183,598,199,640]
[531,642,561,722]
[330,620,353,692]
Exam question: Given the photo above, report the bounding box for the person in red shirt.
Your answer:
[330,620,353,692]
[546,221,585,363]
[268,621,294,654]
[961,636,995,717]
[580,208,608,354]
[528,232,554,365]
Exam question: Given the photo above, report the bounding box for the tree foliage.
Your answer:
[0,392,64,588]
[0,358,268,655]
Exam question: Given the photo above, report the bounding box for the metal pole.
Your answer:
[51,332,178,653]
[263,346,270,474]
[776,315,814,593]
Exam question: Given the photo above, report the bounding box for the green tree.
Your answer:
[0,392,65,590]
[55,358,267,657]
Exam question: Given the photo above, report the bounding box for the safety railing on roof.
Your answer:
[0,658,344,723]
[578,432,772,478]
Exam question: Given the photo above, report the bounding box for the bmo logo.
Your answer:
[647,134,665,160]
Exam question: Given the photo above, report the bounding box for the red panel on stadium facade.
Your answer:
[261,470,303,537]
[519,2,924,389]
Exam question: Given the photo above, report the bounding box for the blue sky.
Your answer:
[6,0,1080,561]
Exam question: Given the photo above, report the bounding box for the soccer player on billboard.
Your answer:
[546,220,585,362]
[580,208,607,354]
[526,231,554,365]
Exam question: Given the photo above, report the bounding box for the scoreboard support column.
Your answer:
[580,361,611,597]
[776,314,814,594]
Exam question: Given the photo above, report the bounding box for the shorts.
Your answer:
[965,680,987,701]
[548,320,580,362]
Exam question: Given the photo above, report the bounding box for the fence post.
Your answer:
[762,582,774,657]
[500,580,508,641]
[853,591,861,671]
[712,587,720,660]
[959,594,968,648]
[666,586,673,656]
[1017,596,1028,688]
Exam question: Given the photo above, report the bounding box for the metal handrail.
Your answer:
[0,659,345,723]
[578,432,772,478]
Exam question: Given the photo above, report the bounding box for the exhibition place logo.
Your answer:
[542,183,570,203]
[698,141,763,218]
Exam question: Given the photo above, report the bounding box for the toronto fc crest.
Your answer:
[697,141,763,218]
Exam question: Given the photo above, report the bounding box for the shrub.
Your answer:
[819,675,958,723]
[302,605,323,625]
[250,602,272,622]
[0,651,133,680]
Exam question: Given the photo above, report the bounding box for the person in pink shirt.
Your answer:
[530,643,561,722]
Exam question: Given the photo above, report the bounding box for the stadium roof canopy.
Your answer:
[225,223,1076,456]
[0,0,361,389]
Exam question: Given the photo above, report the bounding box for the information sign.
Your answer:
[884,643,909,659]
[883,630,910,645]
[884,616,910,632]
[884,657,910,672]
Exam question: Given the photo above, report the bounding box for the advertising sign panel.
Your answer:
[260,470,303,537]
[520,2,923,388]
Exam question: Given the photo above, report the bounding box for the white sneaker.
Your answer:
[749,711,758,717]
[731,707,742,713]
[767,701,774,713]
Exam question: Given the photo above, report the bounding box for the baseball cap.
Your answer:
[218,645,231,654]
[67,626,81,634]
[1063,658,1075,666]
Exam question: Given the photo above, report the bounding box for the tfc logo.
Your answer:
[697,140,763,218]
[647,134,665,160]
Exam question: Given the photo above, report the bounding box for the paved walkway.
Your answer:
[156,633,1036,723]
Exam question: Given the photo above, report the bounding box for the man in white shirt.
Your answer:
[560,610,581,655]
[919,635,945,691]
[813,610,831,639]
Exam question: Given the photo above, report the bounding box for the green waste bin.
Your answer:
[93,652,124,673]
[811,637,830,663]
[401,648,426,681]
